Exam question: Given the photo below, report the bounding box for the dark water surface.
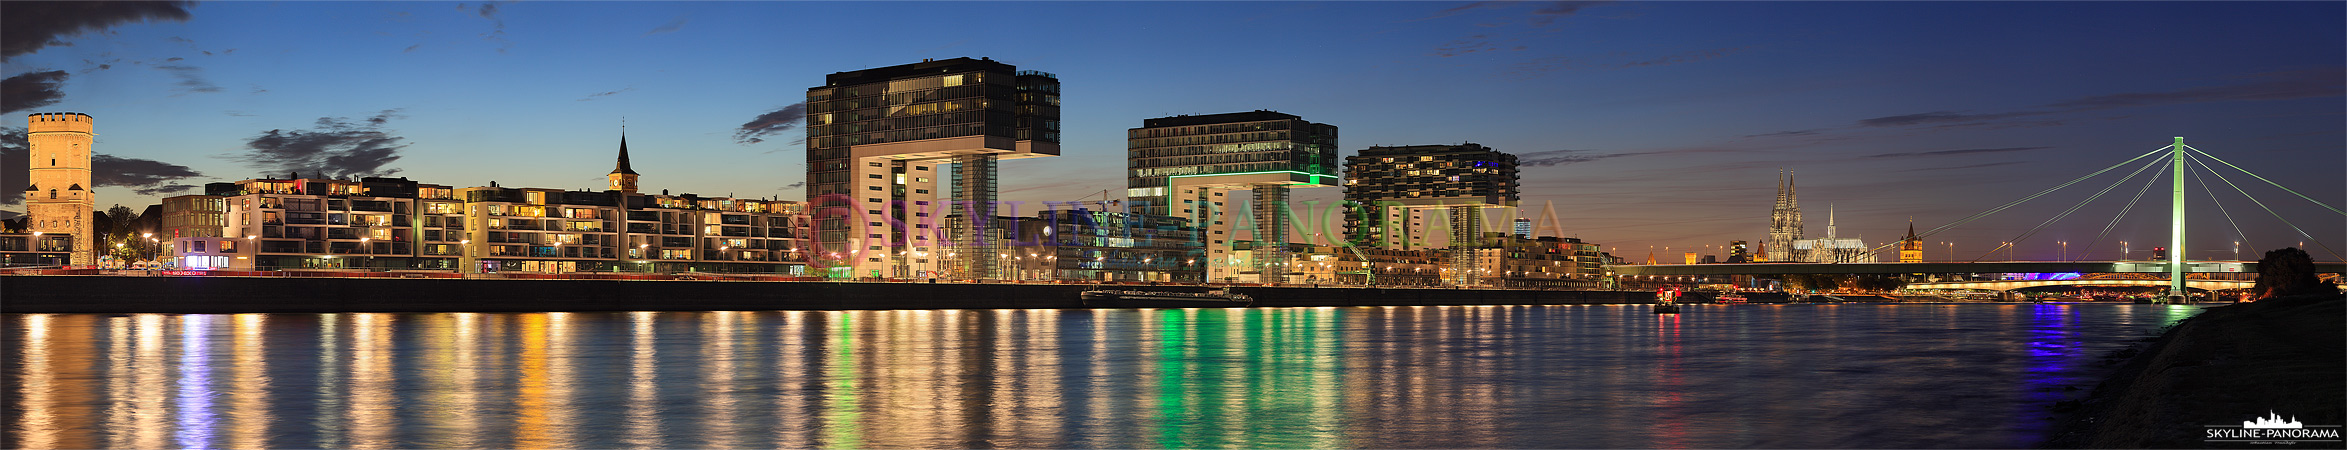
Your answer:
[4,304,2202,448]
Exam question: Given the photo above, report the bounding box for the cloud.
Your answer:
[782,182,805,190]
[1893,161,2029,172]
[1529,1,1610,26]
[463,1,516,53]
[1858,67,2344,130]
[1856,110,2043,128]
[2,71,71,114]
[734,103,806,145]
[1,1,195,61]
[1403,1,1506,22]
[1518,149,1639,167]
[237,110,410,179]
[154,64,221,93]
[1744,129,1820,138]
[0,129,24,205]
[403,44,421,53]
[2048,67,2345,110]
[1435,35,1523,58]
[93,155,204,195]
[1867,146,2050,158]
[578,86,634,101]
[646,16,688,35]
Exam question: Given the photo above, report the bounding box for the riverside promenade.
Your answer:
[0,274,1657,313]
[2046,293,2346,448]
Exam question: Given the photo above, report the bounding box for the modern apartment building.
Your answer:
[1343,143,1520,285]
[805,57,1059,279]
[1126,110,1339,283]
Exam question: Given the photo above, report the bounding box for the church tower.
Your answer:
[1898,219,1924,263]
[608,132,640,194]
[25,112,96,266]
[1766,169,1803,263]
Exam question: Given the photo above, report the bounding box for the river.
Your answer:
[2,303,2202,448]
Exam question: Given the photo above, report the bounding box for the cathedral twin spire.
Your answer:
[1766,169,1804,262]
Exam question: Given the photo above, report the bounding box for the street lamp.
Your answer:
[2121,241,2129,261]
[2232,241,2239,261]
[360,237,371,271]
[2059,241,2068,262]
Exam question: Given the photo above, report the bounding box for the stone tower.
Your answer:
[609,132,639,194]
[1766,169,1803,263]
[1898,219,1924,263]
[25,112,96,266]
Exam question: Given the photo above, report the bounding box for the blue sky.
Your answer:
[4,1,2341,262]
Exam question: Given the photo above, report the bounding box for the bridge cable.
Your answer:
[1982,151,2174,262]
[2183,155,2261,256]
[2182,145,2347,216]
[1899,145,2172,260]
[2184,151,2345,261]
[2078,157,2174,261]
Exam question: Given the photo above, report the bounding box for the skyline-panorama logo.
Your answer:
[2207,411,2342,445]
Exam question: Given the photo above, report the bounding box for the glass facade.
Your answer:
[1124,111,1339,217]
[1343,143,1521,248]
[804,58,1059,278]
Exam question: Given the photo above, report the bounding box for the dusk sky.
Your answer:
[4,1,2341,262]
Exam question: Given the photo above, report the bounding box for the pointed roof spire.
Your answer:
[611,126,638,175]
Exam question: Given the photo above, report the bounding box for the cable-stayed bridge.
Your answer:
[1608,137,2344,301]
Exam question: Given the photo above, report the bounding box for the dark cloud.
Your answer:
[646,16,689,35]
[238,110,410,179]
[1859,67,2342,130]
[735,103,806,145]
[1518,149,1638,167]
[1867,146,2051,158]
[466,1,515,53]
[1404,1,1505,22]
[1856,110,2042,127]
[1744,129,1820,138]
[403,44,421,53]
[2,71,71,114]
[93,154,203,195]
[1435,35,1525,58]
[1893,161,2029,172]
[0,128,25,206]
[154,64,220,93]
[2048,67,2345,110]
[782,182,805,190]
[1,1,195,60]
[1529,1,1610,26]
[578,86,634,101]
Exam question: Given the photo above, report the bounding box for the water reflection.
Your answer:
[5,304,2197,448]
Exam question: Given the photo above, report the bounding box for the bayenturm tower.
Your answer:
[1766,169,1802,263]
[25,112,96,266]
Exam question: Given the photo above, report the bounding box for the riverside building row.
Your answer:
[151,137,816,273]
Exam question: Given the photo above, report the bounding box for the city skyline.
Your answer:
[4,1,2341,262]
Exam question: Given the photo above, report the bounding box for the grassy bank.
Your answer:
[2045,293,2345,448]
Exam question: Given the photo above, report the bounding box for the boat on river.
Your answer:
[1715,294,1748,305]
[1654,286,1683,314]
[1081,289,1253,308]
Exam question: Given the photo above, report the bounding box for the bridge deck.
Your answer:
[1609,260,2347,276]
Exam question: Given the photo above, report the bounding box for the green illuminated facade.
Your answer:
[1126,111,1340,283]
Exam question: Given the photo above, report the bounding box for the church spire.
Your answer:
[608,126,641,193]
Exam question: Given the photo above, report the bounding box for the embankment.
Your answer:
[2045,293,2346,448]
[0,275,1656,313]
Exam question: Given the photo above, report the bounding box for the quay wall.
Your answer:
[0,275,1656,314]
